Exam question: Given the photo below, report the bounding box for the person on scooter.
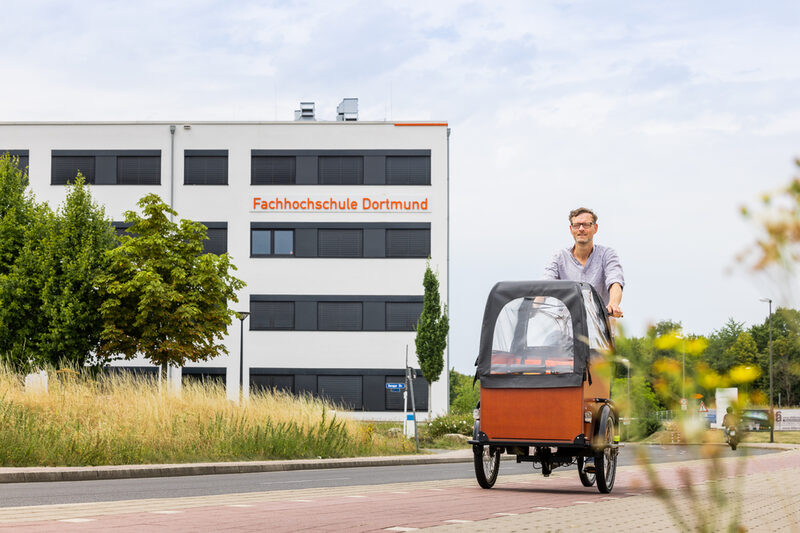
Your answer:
[722,406,738,434]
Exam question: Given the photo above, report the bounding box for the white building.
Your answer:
[0,102,450,419]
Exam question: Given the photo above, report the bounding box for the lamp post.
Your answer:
[237,311,250,403]
[759,298,773,443]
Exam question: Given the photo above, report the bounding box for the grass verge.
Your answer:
[0,367,417,467]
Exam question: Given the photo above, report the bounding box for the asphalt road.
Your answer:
[0,445,776,508]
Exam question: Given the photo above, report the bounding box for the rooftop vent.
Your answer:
[294,102,316,121]
[336,98,358,121]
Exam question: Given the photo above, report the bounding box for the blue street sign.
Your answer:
[386,382,406,391]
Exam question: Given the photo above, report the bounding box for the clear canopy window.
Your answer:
[490,296,574,375]
[582,288,611,352]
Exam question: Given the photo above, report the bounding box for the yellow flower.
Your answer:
[654,332,680,351]
[685,338,708,356]
[729,365,761,384]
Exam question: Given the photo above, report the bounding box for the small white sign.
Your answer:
[775,409,800,431]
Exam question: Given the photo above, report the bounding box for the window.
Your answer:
[112,222,133,239]
[250,374,294,394]
[318,302,362,331]
[251,229,294,256]
[318,229,362,257]
[386,302,423,331]
[386,155,431,185]
[318,156,363,184]
[52,156,95,184]
[385,374,428,411]
[117,156,160,185]
[201,223,228,255]
[185,151,228,185]
[51,151,161,185]
[490,297,574,376]
[252,156,296,184]
[318,375,362,409]
[385,229,430,258]
[2,150,28,174]
[251,301,295,330]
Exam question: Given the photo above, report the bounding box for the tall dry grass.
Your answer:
[0,367,412,466]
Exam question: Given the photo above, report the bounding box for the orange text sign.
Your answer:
[251,195,430,213]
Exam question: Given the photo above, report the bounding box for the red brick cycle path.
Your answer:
[1,446,797,532]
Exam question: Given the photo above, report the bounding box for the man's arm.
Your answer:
[607,282,623,318]
[604,248,625,318]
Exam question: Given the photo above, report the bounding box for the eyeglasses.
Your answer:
[570,222,595,229]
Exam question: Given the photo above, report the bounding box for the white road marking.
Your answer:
[444,519,473,523]
[260,477,350,485]
[573,501,594,504]
[59,518,95,523]
[494,513,518,516]
[390,491,409,494]
[534,506,554,510]
[429,488,446,491]
[385,527,419,531]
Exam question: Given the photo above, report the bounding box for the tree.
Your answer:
[0,153,46,365]
[38,175,117,365]
[0,153,35,277]
[702,318,745,374]
[0,202,54,366]
[415,261,449,417]
[724,332,759,367]
[751,308,800,405]
[97,194,245,372]
[0,174,119,367]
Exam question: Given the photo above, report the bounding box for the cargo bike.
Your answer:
[469,280,621,493]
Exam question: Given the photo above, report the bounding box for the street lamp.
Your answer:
[759,297,773,443]
[237,311,250,403]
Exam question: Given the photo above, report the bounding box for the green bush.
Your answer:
[620,417,662,441]
[428,412,473,439]
[449,369,480,415]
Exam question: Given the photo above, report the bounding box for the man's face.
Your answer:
[569,213,597,245]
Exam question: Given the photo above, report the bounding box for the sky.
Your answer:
[2,1,800,372]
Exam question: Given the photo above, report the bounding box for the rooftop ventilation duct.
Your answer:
[336,98,358,121]
[294,102,316,121]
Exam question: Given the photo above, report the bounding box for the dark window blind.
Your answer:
[318,229,363,257]
[252,156,296,184]
[185,155,228,185]
[385,156,431,185]
[318,156,363,185]
[251,301,295,330]
[385,229,430,258]
[117,156,161,185]
[52,156,95,184]
[318,302,362,330]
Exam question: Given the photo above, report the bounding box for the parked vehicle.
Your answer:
[469,280,621,494]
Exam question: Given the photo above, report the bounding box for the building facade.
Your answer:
[0,113,450,418]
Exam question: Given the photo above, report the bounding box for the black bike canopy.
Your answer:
[475,280,612,389]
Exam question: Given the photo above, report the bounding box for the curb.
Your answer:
[3,442,797,484]
[0,450,476,484]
